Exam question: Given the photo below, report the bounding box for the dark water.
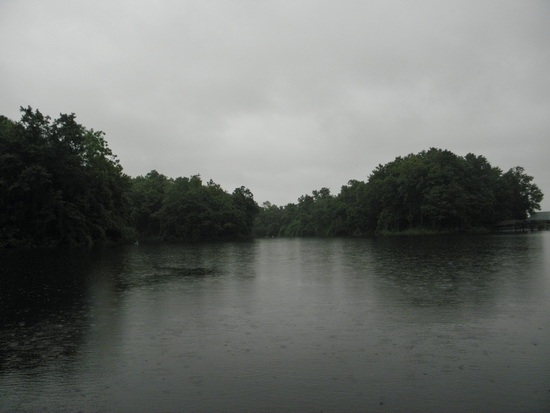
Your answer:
[1,234,549,412]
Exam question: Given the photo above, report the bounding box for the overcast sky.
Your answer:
[1,0,549,209]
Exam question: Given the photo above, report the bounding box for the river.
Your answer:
[1,233,549,412]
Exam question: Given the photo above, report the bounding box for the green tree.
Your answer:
[255,148,544,237]
[498,166,543,220]
[129,173,259,241]
[129,170,171,238]
[359,148,543,233]
[0,107,130,247]
[231,186,260,238]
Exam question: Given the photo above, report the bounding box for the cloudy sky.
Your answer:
[1,0,549,209]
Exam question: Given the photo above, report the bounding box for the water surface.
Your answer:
[1,234,549,412]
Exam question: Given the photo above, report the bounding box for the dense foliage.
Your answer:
[254,149,543,237]
[0,108,131,247]
[1,107,543,247]
[129,171,259,242]
[0,108,260,247]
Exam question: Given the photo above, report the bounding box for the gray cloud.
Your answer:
[1,0,549,208]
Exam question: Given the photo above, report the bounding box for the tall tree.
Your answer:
[0,107,131,247]
[498,166,543,220]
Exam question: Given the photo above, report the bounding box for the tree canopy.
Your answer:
[1,108,543,247]
[0,107,131,247]
[254,148,543,237]
[0,108,260,247]
[128,172,259,242]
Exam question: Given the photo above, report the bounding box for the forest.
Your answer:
[0,107,544,247]
[254,150,543,237]
[0,108,258,247]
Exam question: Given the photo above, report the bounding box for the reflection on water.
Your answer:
[1,234,549,412]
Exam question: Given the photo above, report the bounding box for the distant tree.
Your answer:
[336,180,370,235]
[129,170,171,239]
[231,186,260,238]
[359,148,544,233]
[254,201,285,237]
[498,166,543,220]
[129,173,259,241]
[253,148,544,236]
[256,187,346,237]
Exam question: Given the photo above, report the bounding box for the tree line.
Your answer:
[0,108,258,247]
[0,107,544,247]
[129,171,258,242]
[1,108,130,247]
[254,148,543,237]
